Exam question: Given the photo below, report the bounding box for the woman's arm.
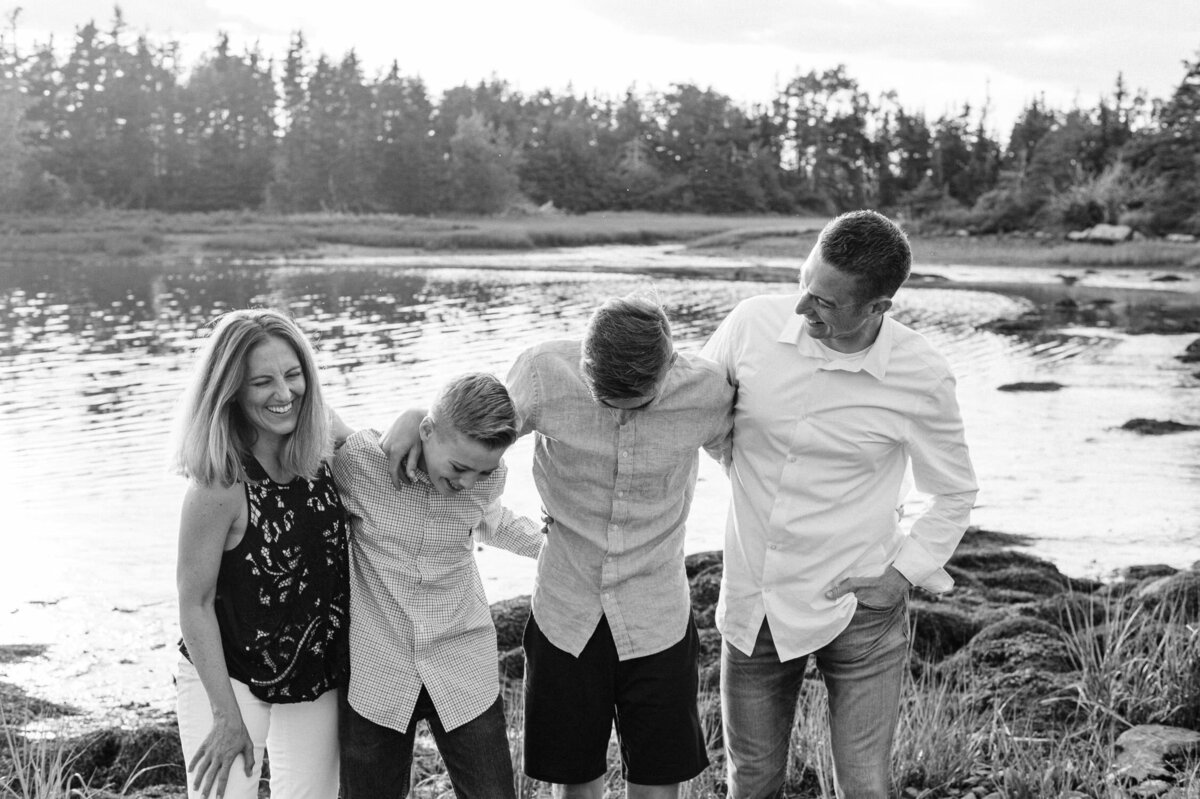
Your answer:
[177,481,256,799]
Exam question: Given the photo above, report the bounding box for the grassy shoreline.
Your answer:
[4,534,1199,799]
[2,210,1199,271]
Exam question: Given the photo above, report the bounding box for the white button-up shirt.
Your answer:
[332,429,544,732]
[701,295,978,661]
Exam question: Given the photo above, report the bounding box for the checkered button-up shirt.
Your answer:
[332,429,543,732]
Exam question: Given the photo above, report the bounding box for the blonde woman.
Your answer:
[173,309,349,799]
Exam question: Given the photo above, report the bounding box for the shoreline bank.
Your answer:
[3,530,1198,798]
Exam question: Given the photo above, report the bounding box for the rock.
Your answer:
[907,272,950,283]
[1178,338,1200,364]
[70,723,186,791]
[685,550,723,579]
[1134,571,1200,620]
[689,567,722,620]
[947,546,1059,576]
[1166,233,1198,243]
[1127,778,1173,797]
[1120,564,1180,582]
[997,381,1065,392]
[1120,418,1200,435]
[1113,724,1200,781]
[490,595,531,651]
[1068,223,1133,244]
[1016,593,1111,630]
[909,602,980,661]
[964,631,1075,674]
[957,527,1036,549]
[971,615,1063,645]
[977,566,1071,597]
[977,314,1044,334]
[1151,274,1185,282]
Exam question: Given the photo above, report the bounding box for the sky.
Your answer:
[14,0,1200,138]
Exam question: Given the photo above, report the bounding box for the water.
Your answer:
[1,250,1198,721]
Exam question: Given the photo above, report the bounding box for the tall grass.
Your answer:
[1,718,89,799]
[888,594,1200,798]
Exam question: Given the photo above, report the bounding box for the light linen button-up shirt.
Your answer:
[701,294,979,661]
[332,429,543,732]
[507,341,735,660]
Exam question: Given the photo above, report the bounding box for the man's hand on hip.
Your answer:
[825,565,911,609]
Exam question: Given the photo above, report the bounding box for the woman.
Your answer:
[172,309,349,799]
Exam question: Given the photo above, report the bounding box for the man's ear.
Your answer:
[418,416,434,441]
[866,297,893,317]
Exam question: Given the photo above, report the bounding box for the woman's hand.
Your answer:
[379,407,427,488]
[189,711,254,799]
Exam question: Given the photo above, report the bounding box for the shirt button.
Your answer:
[617,490,625,498]
[787,455,797,463]
[620,450,629,457]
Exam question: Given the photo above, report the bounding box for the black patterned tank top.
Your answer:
[183,457,349,703]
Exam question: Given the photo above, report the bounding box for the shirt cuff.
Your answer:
[892,540,955,594]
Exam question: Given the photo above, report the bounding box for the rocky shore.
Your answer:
[4,527,1198,798]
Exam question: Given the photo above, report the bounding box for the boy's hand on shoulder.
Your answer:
[379,408,426,488]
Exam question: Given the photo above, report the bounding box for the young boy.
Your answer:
[331,372,543,799]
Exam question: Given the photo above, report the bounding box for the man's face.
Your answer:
[794,250,886,354]
[419,422,504,497]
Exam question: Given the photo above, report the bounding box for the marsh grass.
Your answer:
[4,210,1194,268]
[0,210,830,261]
[411,595,1199,799]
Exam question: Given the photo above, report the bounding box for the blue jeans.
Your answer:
[339,686,516,799]
[720,599,909,799]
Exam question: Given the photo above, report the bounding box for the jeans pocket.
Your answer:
[855,594,905,613]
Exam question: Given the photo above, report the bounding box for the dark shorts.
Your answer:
[521,612,709,786]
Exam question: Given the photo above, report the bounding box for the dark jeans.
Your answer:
[339,686,516,799]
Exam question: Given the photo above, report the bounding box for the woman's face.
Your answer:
[237,335,306,443]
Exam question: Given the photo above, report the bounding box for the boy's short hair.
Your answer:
[817,209,912,302]
[428,373,519,450]
[581,293,673,402]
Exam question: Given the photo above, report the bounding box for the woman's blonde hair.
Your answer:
[173,309,331,487]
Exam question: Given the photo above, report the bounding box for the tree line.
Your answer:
[1,13,1198,234]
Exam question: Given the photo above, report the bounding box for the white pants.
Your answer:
[175,658,339,799]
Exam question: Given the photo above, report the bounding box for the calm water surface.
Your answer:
[2,252,1198,719]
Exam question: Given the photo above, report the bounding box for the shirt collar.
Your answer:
[777,313,894,381]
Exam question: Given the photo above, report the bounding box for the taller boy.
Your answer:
[511,295,734,798]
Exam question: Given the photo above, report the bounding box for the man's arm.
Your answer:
[698,312,741,467]
[890,374,979,591]
[827,374,978,605]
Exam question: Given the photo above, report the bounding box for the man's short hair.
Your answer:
[429,372,518,449]
[817,210,912,301]
[581,294,673,402]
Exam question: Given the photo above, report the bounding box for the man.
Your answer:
[384,294,735,799]
[700,210,979,799]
